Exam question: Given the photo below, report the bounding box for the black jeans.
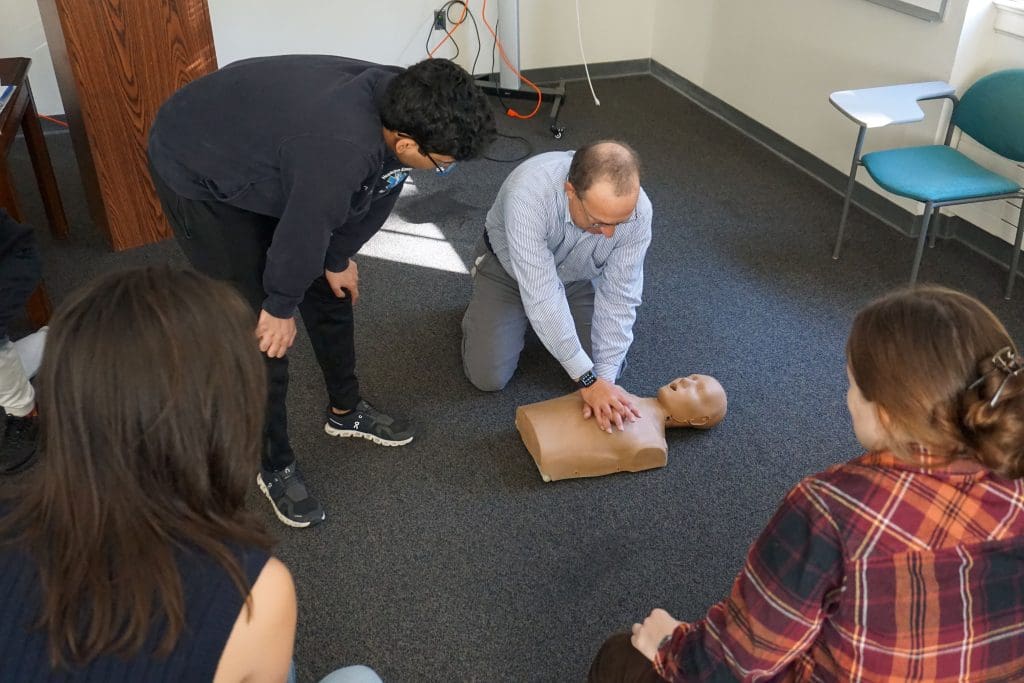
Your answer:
[588,632,664,683]
[150,163,360,471]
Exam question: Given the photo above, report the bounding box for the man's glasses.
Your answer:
[426,152,457,177]
[576,194,636,230]
[398,133,458,176]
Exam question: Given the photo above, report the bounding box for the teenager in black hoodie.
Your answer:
[148,56,495,528]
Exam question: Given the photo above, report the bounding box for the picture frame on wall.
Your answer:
[863,0,948,21]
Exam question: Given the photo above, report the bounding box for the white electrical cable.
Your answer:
[575,0,600,106]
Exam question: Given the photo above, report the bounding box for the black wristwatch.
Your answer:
[576,369,597,389]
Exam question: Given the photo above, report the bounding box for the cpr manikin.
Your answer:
[515,375,727,482]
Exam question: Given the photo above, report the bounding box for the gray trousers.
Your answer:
[461,240,594,391]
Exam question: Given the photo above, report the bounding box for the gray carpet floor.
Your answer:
[9,74,1024,682]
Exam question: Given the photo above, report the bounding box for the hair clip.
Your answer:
[968,346,1024,408]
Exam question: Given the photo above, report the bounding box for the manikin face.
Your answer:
[656,374,727,429]
[564,179,640,239]
[846,366,888,452]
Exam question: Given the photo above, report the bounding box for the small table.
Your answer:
[0,57,69,327]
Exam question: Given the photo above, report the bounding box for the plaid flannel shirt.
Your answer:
[655,451,1024,681]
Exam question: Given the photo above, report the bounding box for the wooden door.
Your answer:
[37,0,218,250]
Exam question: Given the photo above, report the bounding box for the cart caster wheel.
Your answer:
[551,126,565,139]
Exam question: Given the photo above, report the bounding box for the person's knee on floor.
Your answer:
[462,355,515,393]
[460,314,521,392]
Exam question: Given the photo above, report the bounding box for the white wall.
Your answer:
[1,0,655,115]
[0,0,63,114]
[210,0,655,73]
[651,0,972,215]
[209,0,446,69]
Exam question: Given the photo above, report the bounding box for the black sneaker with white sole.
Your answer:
[324,400,415,446]
[256,464,325,528]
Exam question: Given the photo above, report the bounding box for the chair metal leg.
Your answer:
[928,211,939,248]
[1005,201,1024,300]
[833,126,866,261]
[910,202,935,285]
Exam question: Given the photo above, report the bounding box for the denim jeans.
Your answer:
[288,662,383,683]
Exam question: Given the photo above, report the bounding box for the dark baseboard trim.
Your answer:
[951,215,1023,273]
[478,58,652,87]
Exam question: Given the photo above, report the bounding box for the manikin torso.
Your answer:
[516,394,668,481]
[515,375,727,482]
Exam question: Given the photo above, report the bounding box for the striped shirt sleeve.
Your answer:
[654,479,844,681]
[591,202,652,381]
[502,189,593,380]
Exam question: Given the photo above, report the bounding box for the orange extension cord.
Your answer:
[428,1,542,120]
[38,114,68,128]
[480,0,542,119]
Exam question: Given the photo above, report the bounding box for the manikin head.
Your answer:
[656,374,727,429]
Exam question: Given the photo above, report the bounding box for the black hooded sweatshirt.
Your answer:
[148,55,411,318]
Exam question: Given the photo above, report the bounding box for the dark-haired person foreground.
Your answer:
[462,141,652,433]
[148,56,496,527]
[590,286,1024,682]
[0,267,380,682]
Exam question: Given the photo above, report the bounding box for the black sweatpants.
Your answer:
[588,632,664,682]
[150,163,360,472]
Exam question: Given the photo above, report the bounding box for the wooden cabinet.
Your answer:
[37,0,218,250]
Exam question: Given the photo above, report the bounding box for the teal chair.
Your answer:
[831,70,1024,299]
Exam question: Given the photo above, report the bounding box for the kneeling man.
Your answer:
[462,140,653,433]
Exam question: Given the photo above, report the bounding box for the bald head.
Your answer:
[567,140,641,198]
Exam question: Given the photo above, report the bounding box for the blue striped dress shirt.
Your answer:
[485,151,653,382]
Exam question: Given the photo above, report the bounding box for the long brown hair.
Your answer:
[0,266,273,667]
[847,285,1024,476]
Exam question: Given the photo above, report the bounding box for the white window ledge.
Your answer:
[995,0,1024,40]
